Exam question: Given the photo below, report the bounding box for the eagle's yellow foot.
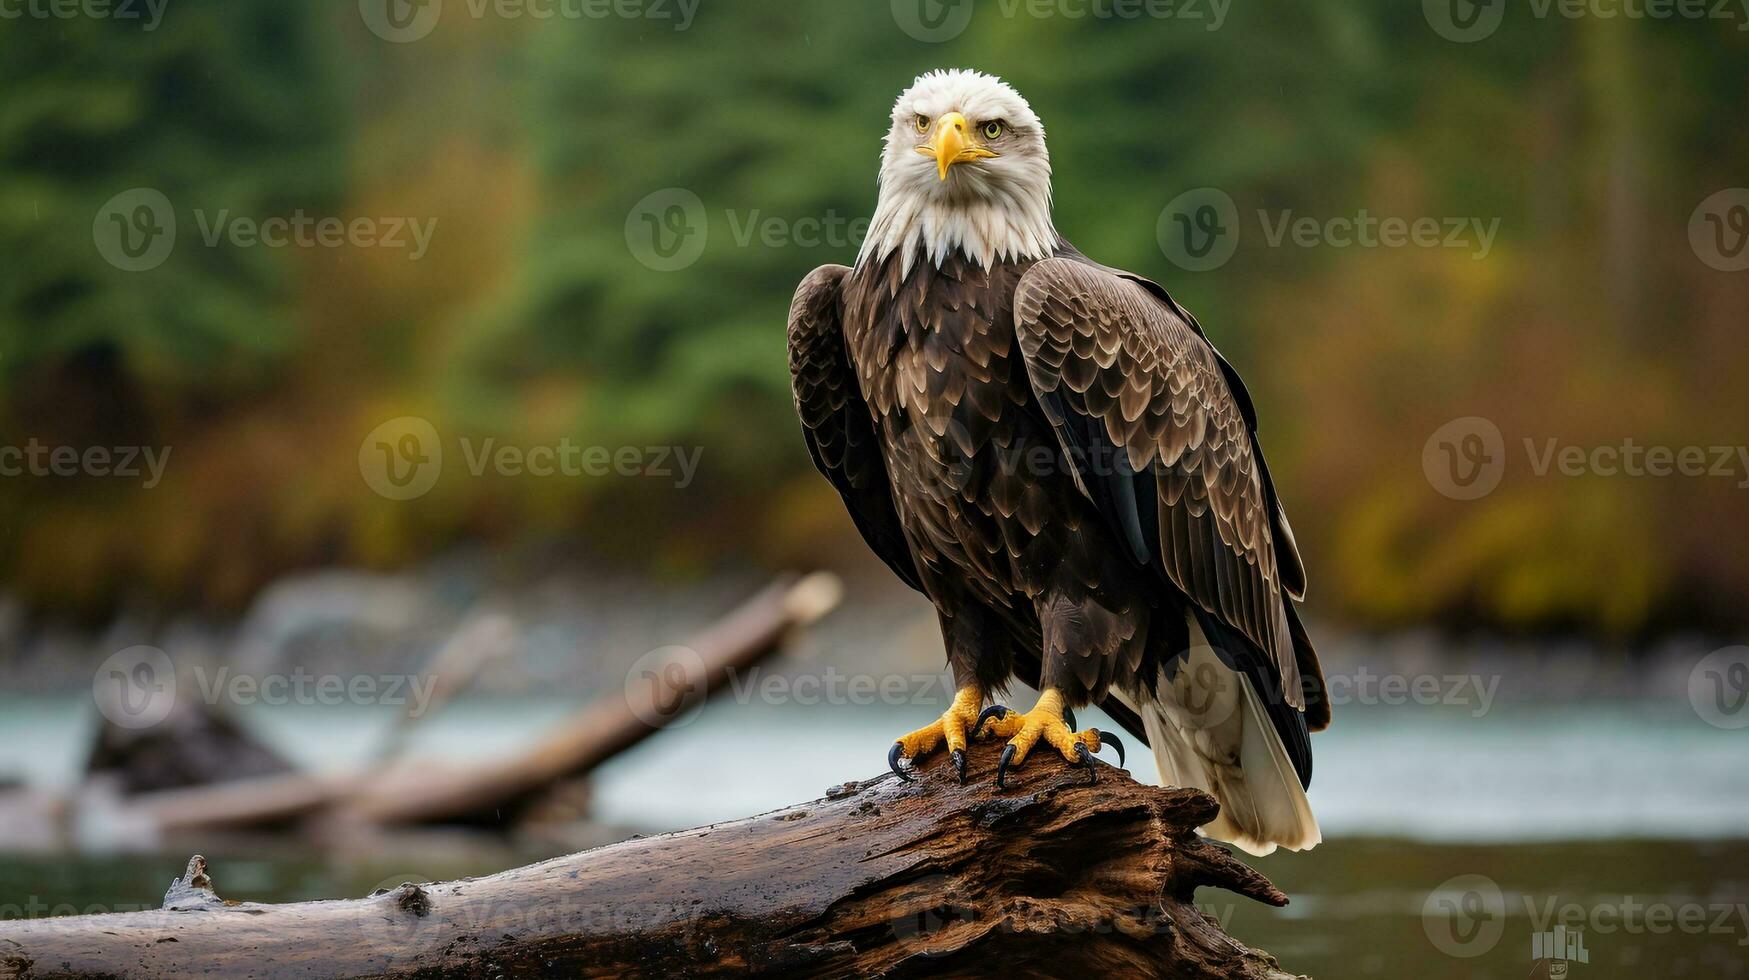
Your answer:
[972,690,1125,789]
[889,686,985,783]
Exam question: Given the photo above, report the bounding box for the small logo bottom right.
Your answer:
[1528,927,1588,978]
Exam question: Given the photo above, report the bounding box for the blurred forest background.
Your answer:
[2,0,1747,640]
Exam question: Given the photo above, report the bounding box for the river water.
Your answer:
[1,692,1745,977]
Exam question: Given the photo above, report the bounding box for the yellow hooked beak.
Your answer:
[916,111,996,181]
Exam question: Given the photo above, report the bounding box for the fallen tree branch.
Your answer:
[366,606,520,763]
[0,742,1303,979]
[116,572,842,834]
[349,570,844,825]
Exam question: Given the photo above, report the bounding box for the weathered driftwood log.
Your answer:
[0,742,1303,979]
[349,571,844,826]
[116,572,842,834]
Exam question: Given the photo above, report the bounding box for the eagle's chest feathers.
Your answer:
[843,252,1032,456]
[841,251,1077,603]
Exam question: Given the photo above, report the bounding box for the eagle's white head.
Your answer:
[859,69,1057,275]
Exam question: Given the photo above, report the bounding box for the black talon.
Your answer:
[994,744,1017,790]
[1074,743,1098,784]
[1093,729,1126,767]
[888,742,913,782]
[973,704,1010,739]
[951,748,967,784]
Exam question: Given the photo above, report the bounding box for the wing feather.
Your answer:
[1014,257,1306,709]
[788,265,923,594]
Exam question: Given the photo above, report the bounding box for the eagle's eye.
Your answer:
[914,114,930,134]
[982,120,1004,140]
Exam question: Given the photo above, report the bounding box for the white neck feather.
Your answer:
[859,185,1057,276]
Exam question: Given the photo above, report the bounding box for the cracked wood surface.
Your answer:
[0,742,1305,979]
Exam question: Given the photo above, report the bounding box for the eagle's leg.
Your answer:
[889,685,985,784]
[974,689,1124,789]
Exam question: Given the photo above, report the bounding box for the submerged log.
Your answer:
[0,742,1303,979]
[87,668,295,795]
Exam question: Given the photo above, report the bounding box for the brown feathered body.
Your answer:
[838,246,1156,704]
[790,235,1328,854]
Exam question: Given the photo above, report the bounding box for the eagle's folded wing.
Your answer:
[788,265,924,593]
[1013,257,1306,711]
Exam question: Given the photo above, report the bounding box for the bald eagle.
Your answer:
[788,70,1328,855]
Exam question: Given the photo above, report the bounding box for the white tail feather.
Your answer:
[1128,624,1320,857]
